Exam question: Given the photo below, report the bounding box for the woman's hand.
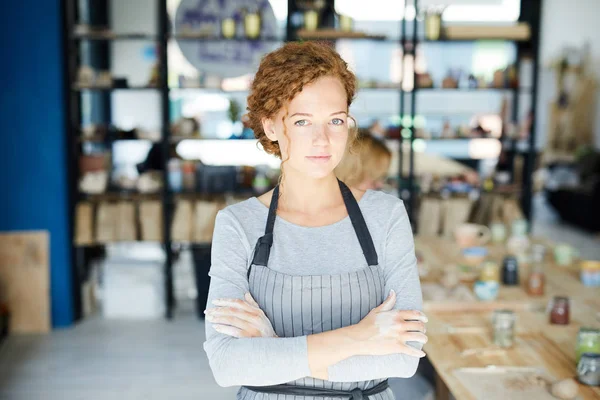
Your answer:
[204,292,278,338]
[348,290,428,358]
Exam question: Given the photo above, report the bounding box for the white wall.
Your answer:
[537,0,600,149]
[110,0,161,131]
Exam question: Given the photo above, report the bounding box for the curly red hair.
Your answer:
[246,41,358,159]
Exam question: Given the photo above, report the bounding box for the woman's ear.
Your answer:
[261,117,278,142]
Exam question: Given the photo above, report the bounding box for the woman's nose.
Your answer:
[311,124,329,143]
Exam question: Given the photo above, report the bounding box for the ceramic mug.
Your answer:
[511,218,528,237]
[454,224,491,248]
[554,244,578,266]
[490,222,507,243]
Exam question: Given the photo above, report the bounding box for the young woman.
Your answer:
[335,129,392,191]
[203,41,427,400]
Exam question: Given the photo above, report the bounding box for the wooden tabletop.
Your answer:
[415,236,600,400]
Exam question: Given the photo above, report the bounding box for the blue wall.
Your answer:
[0,0,73,327]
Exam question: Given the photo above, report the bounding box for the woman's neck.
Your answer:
[278,172,342,216]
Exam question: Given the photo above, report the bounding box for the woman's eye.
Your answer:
[331,118,345,126]
[294,120,308,126]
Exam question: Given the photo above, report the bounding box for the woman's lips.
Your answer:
[306,155,331,163]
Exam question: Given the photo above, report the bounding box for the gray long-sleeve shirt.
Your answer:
[202,189,423,387]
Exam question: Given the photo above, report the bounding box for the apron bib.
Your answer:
[238,180,393,400]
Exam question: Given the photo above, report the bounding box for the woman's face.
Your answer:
[262,76,349,180]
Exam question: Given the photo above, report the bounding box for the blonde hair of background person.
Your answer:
[202,41,427,398]
[335,129,392,190]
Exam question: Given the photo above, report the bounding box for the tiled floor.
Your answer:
[0,302,239,400]
[0,196,598,400]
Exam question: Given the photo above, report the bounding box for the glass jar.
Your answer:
[577,353,600,386]
[480,261,500,283]
[502,256,519,285]
[527,245,546,296]
[577,328,600,363]
[549,296,570,325]
[492,309,516,348]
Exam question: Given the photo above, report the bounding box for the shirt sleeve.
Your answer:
[202,210,312,387]
[327,200,424,382]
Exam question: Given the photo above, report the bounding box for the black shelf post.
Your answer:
[63,0,81,323]
[158,0,175,319]
[398,0,407,210]
[407,0,419,223]
[521,0,543,223]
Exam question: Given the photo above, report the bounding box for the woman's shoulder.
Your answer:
[217,197,265,224]
[361,189,405,213]
[359,190,409,232]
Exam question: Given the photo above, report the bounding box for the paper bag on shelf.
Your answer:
[75,201,94,245]
[171,200,193,242]
[95,202,117,243]
[442,198,473,237]
[502,198,524,226]
[115,201,137,241]
[139,201,163,242]
[192,200,223,243]
[418,198,442,236]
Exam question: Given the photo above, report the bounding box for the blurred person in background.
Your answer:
[335,129,392,191]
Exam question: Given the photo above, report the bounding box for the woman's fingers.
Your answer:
[401,331,428,344]
[395,309,428,323]
[207,307,257,324]
[398,343,427,358]
[211,297,255,312]
[212,324,247,338]
[208,314,256,334]
[395,320,426,334]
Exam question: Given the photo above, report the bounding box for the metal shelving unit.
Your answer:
[399,0,542,225]
[64,0,543,321]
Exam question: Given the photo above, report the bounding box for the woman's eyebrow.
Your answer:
[288,111,347,118]
[289,112,312,118]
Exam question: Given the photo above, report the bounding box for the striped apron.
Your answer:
[238,180,393,400]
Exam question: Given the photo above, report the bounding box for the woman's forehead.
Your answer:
[286,78,347,113]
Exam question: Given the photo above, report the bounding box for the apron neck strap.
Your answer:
[251,179,378,267]
[338,180,378,266]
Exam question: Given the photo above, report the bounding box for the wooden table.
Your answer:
[415,236,600,400]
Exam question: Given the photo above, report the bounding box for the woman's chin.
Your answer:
[302,166,336,180]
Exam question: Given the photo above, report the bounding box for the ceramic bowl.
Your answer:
[473,280,499,301]
[462,246,488,267]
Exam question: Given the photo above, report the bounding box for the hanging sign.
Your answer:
[174,0,281,78]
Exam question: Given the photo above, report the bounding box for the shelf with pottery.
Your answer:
[72,85,160,92]
[414,87,526,93]
[78,191,163,202]
[71,24,158,40]
[71,33,159,41]
[170,35,284,42]
[295,28,388,41]
[170,84,404,92]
